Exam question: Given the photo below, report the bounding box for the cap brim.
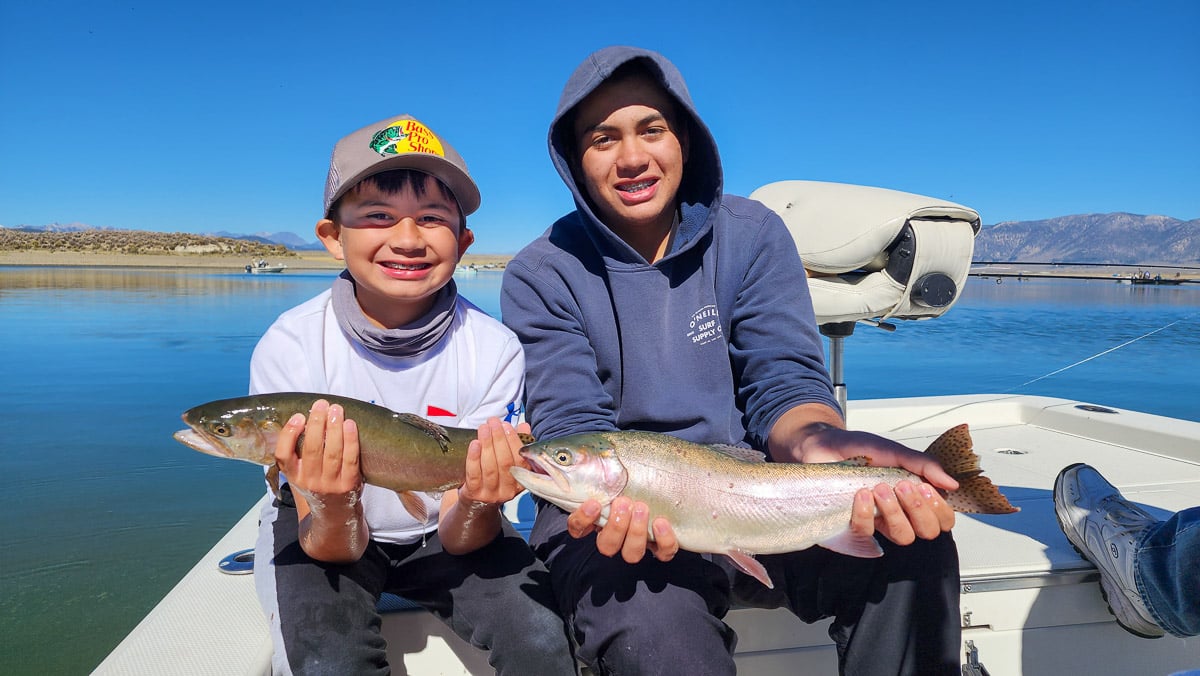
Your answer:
[327,154,481,217]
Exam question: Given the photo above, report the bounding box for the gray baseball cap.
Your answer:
[323,115,480,217]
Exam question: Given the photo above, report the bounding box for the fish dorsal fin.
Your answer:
[807,456,871,468]
[397,490,431,525]
[710,445,767,463]
[724,550,775,589]
[396,413,452,453]
[819,529,884,558]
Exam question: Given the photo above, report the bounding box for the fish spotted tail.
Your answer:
[924,424,1020,514]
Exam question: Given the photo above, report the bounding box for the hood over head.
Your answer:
[549,46,723,261]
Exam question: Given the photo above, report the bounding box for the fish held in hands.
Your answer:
[174,392,532,523]
[510,423,1017,588]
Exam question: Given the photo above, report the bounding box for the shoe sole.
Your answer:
[1053,463,1165,640]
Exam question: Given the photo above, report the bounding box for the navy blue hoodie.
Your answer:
[501,46,837,448]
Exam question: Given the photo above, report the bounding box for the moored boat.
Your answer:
[1130,276,1184,286]
[245,260,287,274]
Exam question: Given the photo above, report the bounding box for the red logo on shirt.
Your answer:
[426,405,455,417]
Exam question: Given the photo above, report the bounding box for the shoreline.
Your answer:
[1,251,1196,283]
[969,262,1199,283]
[0,251,514,270]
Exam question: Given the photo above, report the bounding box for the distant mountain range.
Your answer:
[973,213,1199,265]
[4,213,1198,264]
[207,230,325,251]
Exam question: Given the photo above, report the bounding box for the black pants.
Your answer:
[255,488,577,675]
[531,503,962,676]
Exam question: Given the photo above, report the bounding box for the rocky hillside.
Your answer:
[974,213,1199,265]
[0,226,291,258]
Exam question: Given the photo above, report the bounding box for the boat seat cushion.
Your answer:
[749,180,981,325]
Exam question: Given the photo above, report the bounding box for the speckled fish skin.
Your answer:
[173,392,516,495]
[511,424,1017,586]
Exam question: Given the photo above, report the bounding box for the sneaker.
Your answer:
[1054,463,1165,639]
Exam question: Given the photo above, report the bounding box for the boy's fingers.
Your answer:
[478,421,501,488]
[873,483,915,545]
[499,420,524,467]
[650,517,678,562]
[304,400,329,458]
[463,440,483,490]
[567,500,601,539]
[323,404,344,476]
[596,497,632,557]
[276,413,306,463]
[341,418,360,481]
[849,488,876,537]
[620,502,651,564]
[895,480,941,540]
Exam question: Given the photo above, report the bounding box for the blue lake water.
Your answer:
[1,266,1197,674]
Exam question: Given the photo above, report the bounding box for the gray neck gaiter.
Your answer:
[331,270,457,358]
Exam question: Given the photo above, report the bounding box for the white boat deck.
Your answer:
[93,395,1200,675]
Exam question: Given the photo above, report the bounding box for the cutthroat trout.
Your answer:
[174,392,531,522]
[510,424,1017,588]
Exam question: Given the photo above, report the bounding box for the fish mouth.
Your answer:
[512,451,575,497]
[173,428,232,458]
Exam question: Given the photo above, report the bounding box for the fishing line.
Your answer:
[883,313,1195,434]
[1005,315,1191,391]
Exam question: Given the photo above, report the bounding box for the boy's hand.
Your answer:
[567,497,679,564]
[275,399,363,502]
[797,427,956,545]
[458,417,528,506]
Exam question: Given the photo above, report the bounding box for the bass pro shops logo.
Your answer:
[686,304,722,346]
[369,119,446,158]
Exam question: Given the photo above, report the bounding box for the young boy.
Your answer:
[250,114,574,674]
[502,47,963,674]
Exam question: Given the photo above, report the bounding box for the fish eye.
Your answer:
[554,450,572,465]
[209,422,232,437]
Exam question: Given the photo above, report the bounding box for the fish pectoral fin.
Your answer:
[396,413,453,454]
[398,491,431,525]
[725,550,774,589]
[818,530,884,558]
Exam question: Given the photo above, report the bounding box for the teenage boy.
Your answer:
[251,115,574,675]
[502,46,963,675]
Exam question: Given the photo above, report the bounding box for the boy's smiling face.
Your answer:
[318,173,472,329]
[572,71,688,260]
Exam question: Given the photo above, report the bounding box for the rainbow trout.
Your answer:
[174,392,531,521]
[510,424,1017,588]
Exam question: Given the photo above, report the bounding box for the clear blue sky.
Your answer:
[2,1,1197,254]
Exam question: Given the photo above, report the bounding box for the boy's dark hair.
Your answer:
[560,58,682,159]
[328,169,466,227]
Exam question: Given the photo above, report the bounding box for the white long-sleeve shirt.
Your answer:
[249,289,525,545]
